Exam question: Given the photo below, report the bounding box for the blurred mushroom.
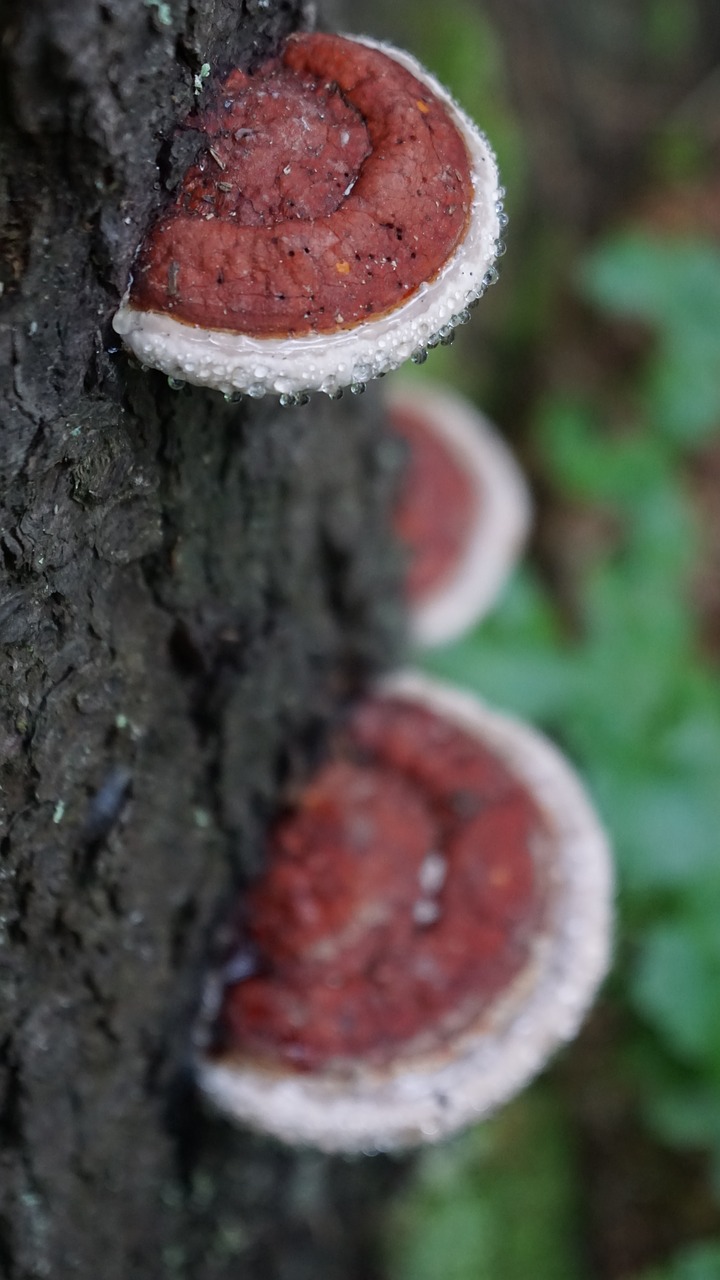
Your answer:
[389,382,531,646]
[113,33,503,399]
[199,671,612,1151]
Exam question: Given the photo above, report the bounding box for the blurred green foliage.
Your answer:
[639,1241,720,1280]
[387,173,720,1280]
[387,1091,583,1280]
[377,2,720,1274]
[580,238,720,445]
[425,228,720,1103]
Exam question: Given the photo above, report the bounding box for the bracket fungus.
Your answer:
[199,671,612,1152]
[113,33,503,399]
[389,383,531,647]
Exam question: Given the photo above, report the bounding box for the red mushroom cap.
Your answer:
[199,672,613,1151]
[389,383,531,646]
[113,34,503,399]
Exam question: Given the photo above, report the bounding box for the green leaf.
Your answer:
[648,332,720,445]
[631,925,720,1067]
[420,574,582,723]
[637,1240,720,1280]
[578,236,720,445]
[536,399,671,504]
[579,236,720,335]
[386,1092,583,1280]
[592,771,720,892]
[645,1086,720,1151]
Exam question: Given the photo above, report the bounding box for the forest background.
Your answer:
[1,0,720,1276]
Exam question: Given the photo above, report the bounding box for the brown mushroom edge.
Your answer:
[112,35,502,400]
[197,671,613,1153]
[389,383,532,648]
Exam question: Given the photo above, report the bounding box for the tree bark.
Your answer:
[0,2,404,1276]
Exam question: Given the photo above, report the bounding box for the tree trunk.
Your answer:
[0,2,405,1276]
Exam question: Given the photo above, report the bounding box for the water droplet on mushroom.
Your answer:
[418,852,447,895]
[413,899,441,926]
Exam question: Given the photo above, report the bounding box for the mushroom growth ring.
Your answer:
[199,672,613,1152]
[112,33,503,398]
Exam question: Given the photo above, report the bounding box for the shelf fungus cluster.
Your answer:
[113,33,503,398]
[389,383,531,647]
[199,673,613,1152]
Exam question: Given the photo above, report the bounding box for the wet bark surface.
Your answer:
[0,2,406,1276]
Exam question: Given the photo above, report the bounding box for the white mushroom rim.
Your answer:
[112,36,502,399]
[389,382,532,648]
[198,670,613,1153]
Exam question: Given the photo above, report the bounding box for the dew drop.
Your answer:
[326,388,344,400]
[494,239,507,257]
[411,347,428,364]
[413,898,441,926]
[498,211,509,228]
[483,266,499,287]
[247,382,266,398]
[350,382,366,395]
[167,377,185,390]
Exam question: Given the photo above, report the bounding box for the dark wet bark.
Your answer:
[0,2,405,1276]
